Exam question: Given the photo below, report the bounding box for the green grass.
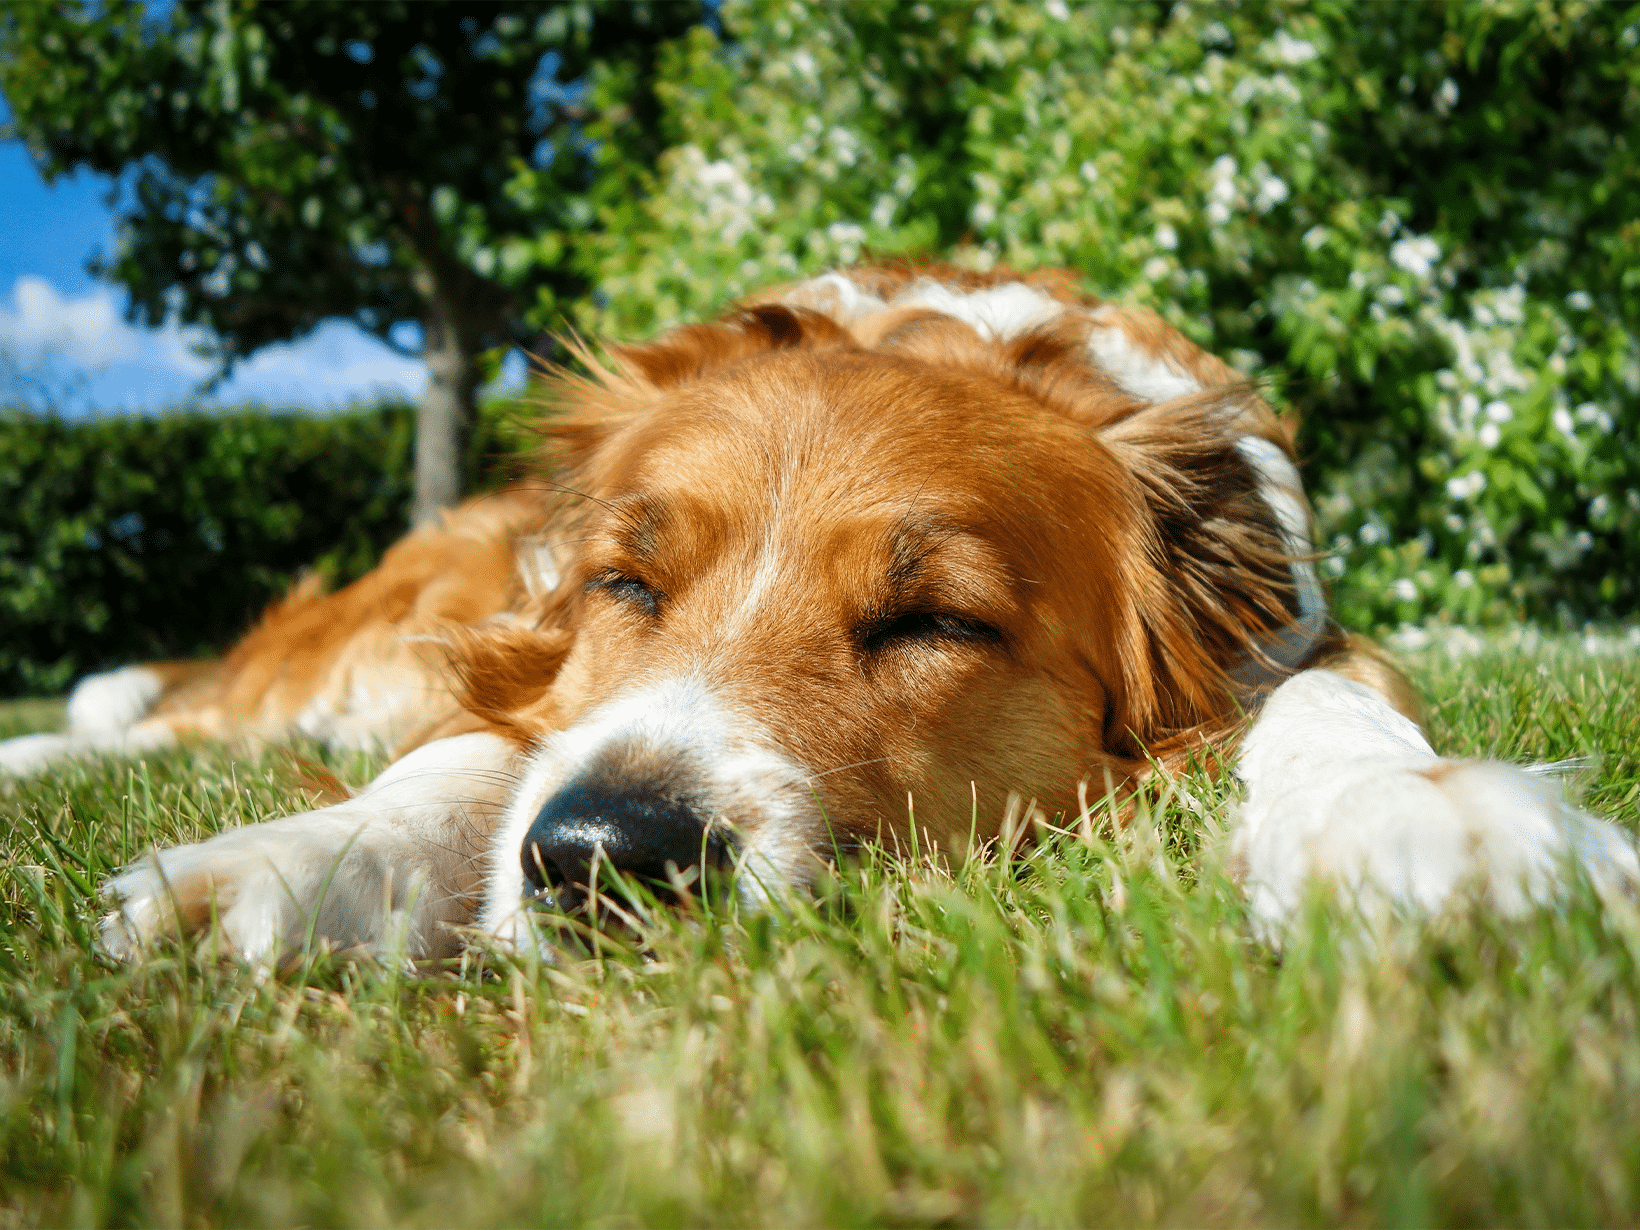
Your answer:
[0,698,65,742]
[3,634,1640,1227]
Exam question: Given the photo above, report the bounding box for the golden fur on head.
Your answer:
[443,265,1351,856]
[99,265,1599,973]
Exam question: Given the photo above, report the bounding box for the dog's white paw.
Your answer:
[1233,669,1640,933]
[67,665,164,736]
[101,814,436,962]
[0,721,178,779]
[100,732,518,962]
[0,733,76,776]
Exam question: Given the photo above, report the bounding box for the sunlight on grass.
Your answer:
[0,697,66,741]
[2,633,1639,1226]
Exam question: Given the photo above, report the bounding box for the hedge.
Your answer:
[0,398,545,697]
[0,405,422,696]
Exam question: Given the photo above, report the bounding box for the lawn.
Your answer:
[2,632,1639,1227]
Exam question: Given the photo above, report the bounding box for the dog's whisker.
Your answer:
[805,757,893,783]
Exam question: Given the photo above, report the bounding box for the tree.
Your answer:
[0,0,699,524]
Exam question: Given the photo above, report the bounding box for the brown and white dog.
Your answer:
[6,264,1634,958]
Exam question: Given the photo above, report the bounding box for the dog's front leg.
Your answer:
[102,733,522,961]
[1231,669,1639,933]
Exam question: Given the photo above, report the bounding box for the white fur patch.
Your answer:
[1233,669,1640,935]
[66,665,164,736]
[782,272,1065,342]
[888,278,1065,340]
[103,732,519,961]
[1085,308,1203,402]
[480,675,819,949]
[1231,436,1329,681]
[517,537,563,598]
[780,271,888,321]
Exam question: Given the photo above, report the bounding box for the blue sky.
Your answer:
[1,116,430,416]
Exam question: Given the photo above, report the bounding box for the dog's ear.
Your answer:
[964,301,1328,753]
[616,304,852,388]
[442,620,577,740]
[1095,387,1331,755]
[538,306,853,470]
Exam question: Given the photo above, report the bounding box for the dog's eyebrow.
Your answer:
[886,523,941,593]
[605,495,670,562]
[884,514,1010,611]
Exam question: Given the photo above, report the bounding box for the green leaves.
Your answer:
[0,404,417,694]
[578,0,1640,629]
[0,1,702,364]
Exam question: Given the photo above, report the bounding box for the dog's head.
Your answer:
[471,269,1324,934]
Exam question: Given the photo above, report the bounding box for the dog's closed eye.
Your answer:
[856,610,1005,654]
[587,571,663,616]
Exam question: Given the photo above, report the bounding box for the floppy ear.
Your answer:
[966,301,1328,745]
[1095,387,1333,756]
[440,620,577,743]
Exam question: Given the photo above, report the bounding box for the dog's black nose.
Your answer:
[520,778,727,909]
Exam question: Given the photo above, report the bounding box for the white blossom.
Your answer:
[1388,624,1430,651]
[1446,470,1487,500]
[1253,170,1289,212]
[1390,235,1441,279]
[1269,30,1319,64]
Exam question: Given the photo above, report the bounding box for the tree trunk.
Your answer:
[389,182,515,528]
[413,296,481,527]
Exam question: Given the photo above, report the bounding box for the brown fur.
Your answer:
[120,487,552,752]
[85,263,1414,864]
[430,269,1409,854]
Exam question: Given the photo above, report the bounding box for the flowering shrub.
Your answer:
[541,0,1639,630]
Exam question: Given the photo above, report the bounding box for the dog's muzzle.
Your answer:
[520,776,730,911]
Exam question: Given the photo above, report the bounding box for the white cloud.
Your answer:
[218,319,427,406]
[0,276,141,368]
[2,275,428,411]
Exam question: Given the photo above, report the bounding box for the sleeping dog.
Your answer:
[12,264,1633,957]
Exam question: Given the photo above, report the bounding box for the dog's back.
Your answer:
[0,486,551,775]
